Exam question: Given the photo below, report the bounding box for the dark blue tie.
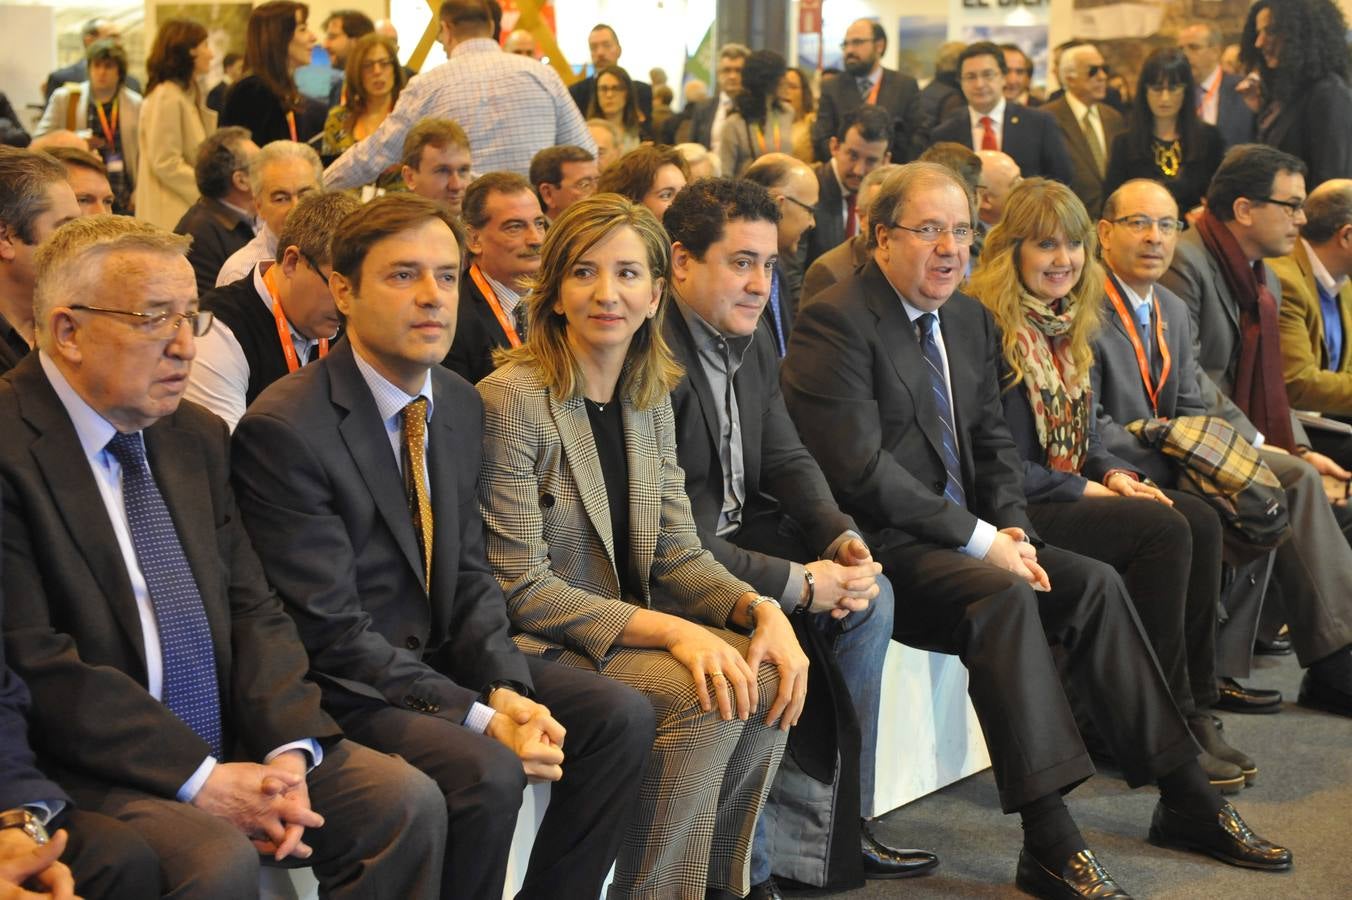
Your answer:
[916,313,967,509]
[105,432,223,758]
[767,267,787,357]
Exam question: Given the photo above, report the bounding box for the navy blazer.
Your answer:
[1258,74,1352,188]
[1213,72,1257,151]
[931,102,1074,185]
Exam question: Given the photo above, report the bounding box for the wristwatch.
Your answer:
[745,595,778,620]
[0,808,49,845]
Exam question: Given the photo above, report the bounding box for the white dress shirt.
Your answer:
[968,98,1007,150]
[215,224,276,287]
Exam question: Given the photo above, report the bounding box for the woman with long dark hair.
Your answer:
[780,65,817,164]
[584,64,650,154]
[221,0,326,145]
[1240,0,1352,186]
[1105,47,1224,217]
[135,19,212,229]
[321,32,405,187]
[718,49,795,177]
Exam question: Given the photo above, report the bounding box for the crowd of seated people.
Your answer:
[5,1,1352,898]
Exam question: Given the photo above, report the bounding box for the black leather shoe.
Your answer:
[860,825,939,878]
[1148,800,1292,870]
[746,876,783,900]
[1254,634,1293,655]
[1214,677,1282,714]
[1298,669,1352,717]
[1189,714,1257,787]
[1015,848,1132,899]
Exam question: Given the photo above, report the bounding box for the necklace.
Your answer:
[1153,138,1182,179]
[585,397,609,412]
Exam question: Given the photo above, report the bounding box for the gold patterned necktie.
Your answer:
[402,397,433,587]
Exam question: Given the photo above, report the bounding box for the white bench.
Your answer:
[262,641,989,899]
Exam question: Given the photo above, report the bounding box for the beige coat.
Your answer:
[36,82,142,180]
[135,81,215,230]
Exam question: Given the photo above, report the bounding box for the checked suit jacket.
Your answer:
[475,361,753,668]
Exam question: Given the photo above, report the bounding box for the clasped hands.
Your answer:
[192,749,322,862]
[0,827,75,900]
[484,688,566,784]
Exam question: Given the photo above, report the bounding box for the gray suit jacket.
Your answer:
[1158,228,1309,447]
[1044,98,1124,218]
[476,362,753,667]
[232,339,532,726]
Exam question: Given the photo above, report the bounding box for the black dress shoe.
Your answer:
[860,826,939,878]
[1254,634,1293,655]
[1189,713,1257,787]
[1298,669,1352,717]
[1214,677,1282,714]
[1015,848,1132,899]
[746,876,783,900]
[1148,800,1292,870]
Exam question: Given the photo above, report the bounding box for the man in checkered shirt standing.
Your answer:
[325,0,595,187]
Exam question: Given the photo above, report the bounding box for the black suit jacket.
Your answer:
[664,308,856,596]
[175,197,255,297]
[1213,72,1256,151]
[685,96,721,149]
[931,102,1074,185]
[811,68,925,164]
[780,261,1034,553]
[569,76,653,121]
[0,355,338,798]
[1258,74,1352,188]
[804,162,847,270]
[443,272,519,384]
[233,339,532,726]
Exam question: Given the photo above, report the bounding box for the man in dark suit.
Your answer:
[0,215,445,897]
[233,195,651,900]
[811,19,926,165]
[803,105,891,270]
[1179,23,1256,151]
[174,127,260,297]
[443,172,548,382]
[1159,147,1352,717]
[917,41,965,135]
[568,24,653,120]
[0,149,80,375]
[743,155,819,358]
[802,163,898,307]
[682,43,749,151]
[663,178,934,892]
[1001,44,1041,108]
[781,162,1290,898]
[1044,43,1125,218]
[188,191,360,431]
[930,42,1073,186]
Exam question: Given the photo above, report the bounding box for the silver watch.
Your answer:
[746,595,779,620]
[0,808,49,845]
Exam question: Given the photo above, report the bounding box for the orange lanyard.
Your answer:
[93,96,118,145]
[263,265,327,372]
[285,110,298,142]
[865,75,881,105]
[1197,72,1220,117]
[469,264,522,348]
[753,121,781,154]
[1105,276,1171,416]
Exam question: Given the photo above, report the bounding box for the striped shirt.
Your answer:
[325,38,595,186]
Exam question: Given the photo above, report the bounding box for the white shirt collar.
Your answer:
[1064,91,1095,122]
[969,97,1006,126]
[1200,66,1222,92]
[1117,277,1155,313]
[352,346,435,425]
[39,350,119,462]
[1303,238,1345,294]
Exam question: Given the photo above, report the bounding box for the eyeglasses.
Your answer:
[840,37,875,50]
[1109,214,1182,235]
[360,57,394,73]
[1146,83,1186,95]
[302,252,331,286]
[1086,64,1109,78]
[68,304,214,337]
[960,69,1002,83]
[596,84,627,94]
[1251,195,1306,217]
[890,223,975,245]
[564,176,598,192]
[780,193,816,218]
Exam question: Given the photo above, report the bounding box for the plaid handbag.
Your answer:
[1128,415,1291,552]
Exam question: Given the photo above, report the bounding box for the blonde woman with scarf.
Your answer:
[968,177,1258,793]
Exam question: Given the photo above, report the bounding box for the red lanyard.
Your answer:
[93,96,118,145]
[1105,276,1172,416]
[285,110,298,142]
[469,264,522,347]
[264,265,327,372]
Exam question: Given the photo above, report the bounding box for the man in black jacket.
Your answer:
[174,127,259,296]
[811,19,925,164]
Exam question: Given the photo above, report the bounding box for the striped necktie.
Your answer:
[915,314,966,508]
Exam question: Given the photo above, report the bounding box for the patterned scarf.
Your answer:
[1012,292,1090,473]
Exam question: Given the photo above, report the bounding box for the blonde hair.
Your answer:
[967,177,1104,387]
[494,193,682,409]
[34,216,191,350]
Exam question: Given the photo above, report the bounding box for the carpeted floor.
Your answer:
[790,650,1352,899]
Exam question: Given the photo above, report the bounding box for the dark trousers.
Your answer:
[56,808,160,898]
[327,656,654,900]
[877,541,1197,812]
[1028,491,1222,715]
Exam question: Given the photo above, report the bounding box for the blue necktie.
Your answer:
[916,313,967,509]
[767,268,787,357]
[1134,301,1153,367]
[105,432,223,758]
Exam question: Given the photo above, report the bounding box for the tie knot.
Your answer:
[403,397,428,437]
[917,312,938,340]
[1134,302,1151,329]
[980,115,993,126]
[105,431,146,469]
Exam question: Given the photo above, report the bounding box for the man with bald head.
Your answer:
[975,149,1021,229]
[1045,43,1124,218]
[1178,22,1255,150]
[743,153,820,356]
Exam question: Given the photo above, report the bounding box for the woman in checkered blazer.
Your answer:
[476,194,809,898]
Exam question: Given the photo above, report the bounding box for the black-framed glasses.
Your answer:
[68,304,214,337]
[1251,195,1306,217]
[1109,214,1182,235]
[359,57,395,73]
[1086,64,1109,78]
[890,223,975,245]
[780,194,816,218]
[302,252,332,286]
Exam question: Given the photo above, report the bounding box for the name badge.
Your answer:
[104,152,125,174]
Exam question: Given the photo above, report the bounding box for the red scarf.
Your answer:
[1193,209,1296,451]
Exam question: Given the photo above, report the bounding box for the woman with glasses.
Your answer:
[1240,0,1352,187]
[585,64,651,155]
[968,177,1257,794]
[1105,47,1223,220]
[475,194,805,897]
[221,1,326,146]
[596,144,690,221]
[320,33,405,189]
[718,49,795,177]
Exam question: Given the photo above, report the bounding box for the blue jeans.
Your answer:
[750,575,895,883]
